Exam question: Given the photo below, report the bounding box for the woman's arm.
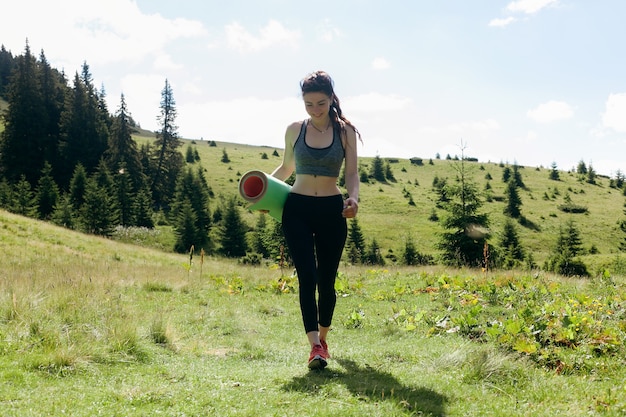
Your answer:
[342,126,359,218]
[271,122,299,181]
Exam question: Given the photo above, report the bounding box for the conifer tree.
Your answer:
[402,234,419,265]
[364,238,385,265]
[35,161,59,220]
[171,167,212,250]
[0,43,47,185]
[59,63,109,183]
[38,50,66,174]
[251,213,270,257]
[173,200,198,253]
[512,163,525,188]
[51,194,75,229]
[69,163,87,210]
[0,45,16,96]
[263,220,289,264]
[544,218,588,276]
[0,179,13,209]
[133,187,155,228]
[504,179,522,218]
[218,196,248,257]
[105,94,145,193]
[370,155,386,182]
[12,175,36,216]
[114,162,134,227]
[549,162,560,180]
[79,177,119,236]
[437,155,490,267]
[346,218,366,264]
[151,79,183,209]
[499,218,524,269]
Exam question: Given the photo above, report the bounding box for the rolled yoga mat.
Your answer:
[238,170,292,222]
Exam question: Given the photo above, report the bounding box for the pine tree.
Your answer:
[384,161,395,182]
[251,213,270,257]
[51,194,75,229]
[173,200,198,253]
[79,177,119,236]
[545,218,588,276]
[105,94,145,193]
[263,220,289,264]
[402,234,419,265]
[549,162,560,180]
[370,155,386,182]
[12,175,36,216]
[59,64,109,184]
[0,179,13,209]
[364,238,385,265]
[586,164,597,185]
[0,42,47,185]
[35,161,59,220]
[499,218,524,269]
[504,179,522,218]
[218,197,248,257]
[0,45,16,96]
[437,155,490,267]
[151,79,183,209]
[69,163,87,210]
[346,218,366,264]
[38,50,66,174]
[512,163,525,188]
[114,162,134,227]
[171,167,212,249]
[133,187,155,228]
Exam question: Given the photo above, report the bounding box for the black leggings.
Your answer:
[282,193,347,334]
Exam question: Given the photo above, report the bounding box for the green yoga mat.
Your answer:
[238,170,292,222]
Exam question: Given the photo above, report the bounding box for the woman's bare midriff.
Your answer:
[291,174,342,197]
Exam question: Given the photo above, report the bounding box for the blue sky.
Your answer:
[3,0,626,175]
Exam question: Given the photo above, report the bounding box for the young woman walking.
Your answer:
[270,70,361,369]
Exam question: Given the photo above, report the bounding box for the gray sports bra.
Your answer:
[293,119,345,177]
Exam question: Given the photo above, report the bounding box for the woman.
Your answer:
[270,70,361,370]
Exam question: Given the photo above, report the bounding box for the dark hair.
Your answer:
[300,70,361,142]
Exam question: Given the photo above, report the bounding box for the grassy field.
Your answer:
[1,209,626,416]
[1,116,626,415]
[174,135,626,272]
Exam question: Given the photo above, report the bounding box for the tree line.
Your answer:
[2,42,625,275]
[0,42,220,253]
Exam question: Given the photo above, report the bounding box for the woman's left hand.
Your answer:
[342,197,358,218]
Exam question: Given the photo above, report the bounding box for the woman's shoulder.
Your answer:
[286,120,306,137]
[287,120,305,131]
[285,120,305,147]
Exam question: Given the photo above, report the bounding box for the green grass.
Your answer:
[167,136,626,270]
[1,210,625,416]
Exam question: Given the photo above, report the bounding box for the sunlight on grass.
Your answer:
[1,212,626,415]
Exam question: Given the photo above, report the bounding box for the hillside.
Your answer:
[164,134,626,272]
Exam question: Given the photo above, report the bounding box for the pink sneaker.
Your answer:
[320,339,330,358]
[308,344,328,369]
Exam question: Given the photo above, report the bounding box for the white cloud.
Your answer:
[506,0,559,14]
[488,17,516,27]
[602,93,626,133]
[4,0,206,70]
[225,20,300,52]
[527,100,574,123]
[371,57,391,70]
[316,19,342,42]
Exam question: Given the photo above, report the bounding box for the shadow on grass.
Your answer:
[282,358,447,416]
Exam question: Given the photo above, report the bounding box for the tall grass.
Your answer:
[1,209,625,415]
